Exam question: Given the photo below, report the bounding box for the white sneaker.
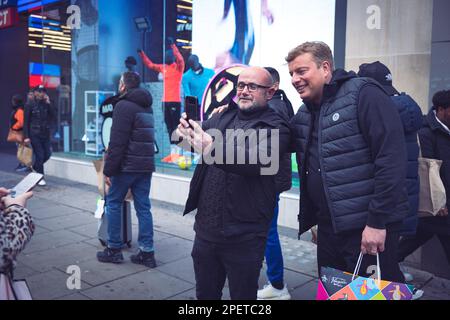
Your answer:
[412,288,424,300]
[257,283,291,300]
[38,179,46,186]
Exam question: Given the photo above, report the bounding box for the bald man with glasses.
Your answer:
[177,66,291,300]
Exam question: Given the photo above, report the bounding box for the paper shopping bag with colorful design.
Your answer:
[316,253,414,300]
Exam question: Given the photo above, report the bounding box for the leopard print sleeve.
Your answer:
[0,205,35,272]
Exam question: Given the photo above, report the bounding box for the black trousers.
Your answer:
[317,224,404,283]
[163,102,181,144]
[191,235,266,300]
[398,222,450,265]
[30,134,52,175]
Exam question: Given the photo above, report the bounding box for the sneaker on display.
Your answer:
[130,250,157,268]
[257,283,291,300]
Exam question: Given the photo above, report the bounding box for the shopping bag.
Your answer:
[17,144,33,167]
[317,253,414,300]
[417,136,447,217]
[417,157,447,217]
[0,273,15,300]
[0,273,32,300]
[7,129,24,143]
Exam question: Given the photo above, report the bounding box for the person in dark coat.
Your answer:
[257,67,294,300]
[177,66,291,300]
[23,87,56,186]
[398,89,450,266]
[97,72,157,268]
[358,61,423,236]
[289,42,408,283]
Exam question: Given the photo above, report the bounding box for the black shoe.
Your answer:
[130,250,156,268]
[15,164,30,172]
[97,247,124,264]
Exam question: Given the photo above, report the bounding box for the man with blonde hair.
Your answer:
[288,41,408,283]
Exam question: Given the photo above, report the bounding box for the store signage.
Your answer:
[0,0,18,9]
[0,7,16,29]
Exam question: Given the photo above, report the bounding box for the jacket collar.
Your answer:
[426,110,450,136]
[427,109,450,135]
[304,69,358,112]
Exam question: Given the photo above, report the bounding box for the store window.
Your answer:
[25,0,338,193]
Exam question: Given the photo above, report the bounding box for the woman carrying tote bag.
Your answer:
[398,90,450,268]
[8,94,29,172]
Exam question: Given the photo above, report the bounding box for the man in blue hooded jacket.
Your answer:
[358,61,423,237]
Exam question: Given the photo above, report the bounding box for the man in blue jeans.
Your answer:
[257,67,294,300]
[97,71,156,267]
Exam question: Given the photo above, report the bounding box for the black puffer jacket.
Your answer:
[418,110,450,235]
[391,93,423,236]
[104,88,155,177]
[292,70,408,235]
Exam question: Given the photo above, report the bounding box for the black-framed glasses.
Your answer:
[236,82,271,92]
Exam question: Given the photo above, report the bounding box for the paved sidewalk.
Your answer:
[1,154,449,300]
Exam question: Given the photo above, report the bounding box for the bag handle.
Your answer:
[352,252,381,287]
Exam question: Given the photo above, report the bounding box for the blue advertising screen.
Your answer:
[18,0,61,12]
[0,0,18,10]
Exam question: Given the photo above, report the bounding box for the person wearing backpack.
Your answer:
[357,62,427,299]
[357,61,423,239]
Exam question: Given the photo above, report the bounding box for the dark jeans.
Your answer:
[398,222,450,265]
[163,102,181,144]
[191,235,266,300]
[106,172,153,252]
[58,97,70,119]
[265,195,284,286]
[30,134,51,175]
[317,224,404,283]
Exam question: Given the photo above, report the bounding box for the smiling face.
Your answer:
[288,52,332,105]
[236,67,275,112]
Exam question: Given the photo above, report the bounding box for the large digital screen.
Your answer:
[193,0,336,110]
[18,0,61,12]
[29,62,61,88]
